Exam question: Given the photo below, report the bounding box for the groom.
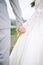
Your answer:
[0,0,25,65]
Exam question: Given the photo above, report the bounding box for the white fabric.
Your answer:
[35,0,43,8]
[10,6,43,65]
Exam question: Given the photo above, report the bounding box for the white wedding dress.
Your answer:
[10,0,43,65]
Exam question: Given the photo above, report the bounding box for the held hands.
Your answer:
[16,25,26,36]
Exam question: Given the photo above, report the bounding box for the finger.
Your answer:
[19,31,25,35]
[19,28,26,33]
[19,29,26,33]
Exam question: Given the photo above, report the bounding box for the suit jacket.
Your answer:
[0,0,24,29]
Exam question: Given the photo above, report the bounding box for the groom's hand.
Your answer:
[16,25,26,36]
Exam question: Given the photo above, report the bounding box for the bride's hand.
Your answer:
[16,25,26,36]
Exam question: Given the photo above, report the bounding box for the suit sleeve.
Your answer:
[9,0,24,26]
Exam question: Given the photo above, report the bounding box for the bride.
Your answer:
[10,0,43,65]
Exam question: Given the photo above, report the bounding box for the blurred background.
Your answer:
[5,0,35,53]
